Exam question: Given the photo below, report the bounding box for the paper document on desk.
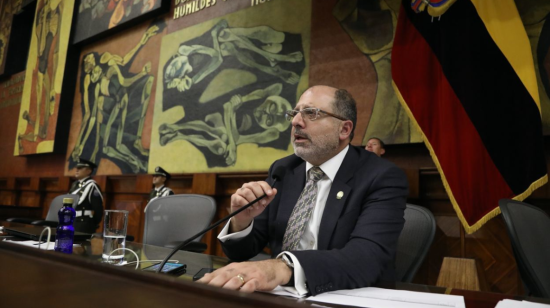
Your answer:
[496,299,550,307]
[260,286,306,298]
[307,287,466,308]
[3,240,55,250]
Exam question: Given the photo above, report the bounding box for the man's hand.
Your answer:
[197,259,292,293]
[230,181,277,232]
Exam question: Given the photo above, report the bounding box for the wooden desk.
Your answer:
[1,222,549,308]
[0,241,303,308]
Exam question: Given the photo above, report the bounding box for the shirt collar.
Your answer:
[155,185,165,192]
[305,145,349,182]
[79,177,91,183]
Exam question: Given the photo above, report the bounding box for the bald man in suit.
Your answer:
[199,86,408,296]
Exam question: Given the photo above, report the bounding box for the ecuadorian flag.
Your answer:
[392,0,548,233]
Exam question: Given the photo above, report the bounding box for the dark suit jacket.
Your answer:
[221,145,408,295]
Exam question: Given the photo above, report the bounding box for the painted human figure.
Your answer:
[71,24,159,173]
[159,83,291,166]
[19,0,62,147]
[164,20,303,93]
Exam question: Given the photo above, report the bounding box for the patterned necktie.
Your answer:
[282,166,325,251]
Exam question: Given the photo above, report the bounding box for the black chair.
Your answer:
[7,194,79,227]
[143,194,217,253]
[395,204,436,282]
[499,199,550,298]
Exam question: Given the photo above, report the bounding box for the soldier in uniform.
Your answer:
[146,166,174,208]
[69,158,104,233]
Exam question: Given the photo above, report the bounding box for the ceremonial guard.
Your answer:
[146,166,174,208]
[69,158,104,233]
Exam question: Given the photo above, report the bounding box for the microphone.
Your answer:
[156,166,287,273]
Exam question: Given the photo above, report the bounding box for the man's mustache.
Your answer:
[293,128,310,141]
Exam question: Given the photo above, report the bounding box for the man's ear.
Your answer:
[380,148,386,156]
[339,120,353,140]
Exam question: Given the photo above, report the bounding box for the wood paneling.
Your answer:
[217,173,267,195]
[0,191,14,206]
[107,177,137,193]
[168,176,193,194]
[15,177,31,190]
[18,191,38,207]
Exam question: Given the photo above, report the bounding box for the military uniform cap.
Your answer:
[76,158,97,170]
[153,166,171,180]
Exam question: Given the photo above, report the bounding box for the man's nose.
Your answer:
[292,111,305,128]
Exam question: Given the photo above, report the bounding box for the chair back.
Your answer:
[499,199,550,298]
[45,194,79,221]
[395,204,436,282]
[143,194,216,247]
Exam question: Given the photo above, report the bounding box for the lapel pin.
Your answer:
[336,191,344,199]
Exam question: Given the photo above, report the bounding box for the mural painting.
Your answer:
[73,0,168,44]
[14,0,75,155]
[333,0,421,145]
[149,1,310,173]
[66,20,165,175]
[0,0,23,77]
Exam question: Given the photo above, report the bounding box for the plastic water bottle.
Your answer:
[54,198,76,254]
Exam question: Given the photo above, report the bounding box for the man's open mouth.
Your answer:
[294,133,309,143]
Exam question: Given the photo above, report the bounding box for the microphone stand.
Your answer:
[156,177,281,273]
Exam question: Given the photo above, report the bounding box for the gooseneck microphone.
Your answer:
[156,166,287,273]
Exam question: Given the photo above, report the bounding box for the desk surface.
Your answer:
[1,221,548,308]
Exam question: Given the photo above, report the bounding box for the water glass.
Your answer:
[102,210,128,264]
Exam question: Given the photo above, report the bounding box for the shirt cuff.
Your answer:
[217,218,254,242]
[277,252,308,296]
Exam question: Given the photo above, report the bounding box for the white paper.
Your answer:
[307,287,465,308]
[496,300,550,308]
[260,286,306,298]
[522,300,550,308]
[3,240,56,250]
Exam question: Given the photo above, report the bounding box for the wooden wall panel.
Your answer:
[18,191,38,207]
[15,178,31,190]
[168,176,193,194]
[0,191,15,206]
[0,178,16,206]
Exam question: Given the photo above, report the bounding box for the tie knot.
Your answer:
[309,167,325,182]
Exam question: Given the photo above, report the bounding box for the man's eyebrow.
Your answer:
[293,104,313,110]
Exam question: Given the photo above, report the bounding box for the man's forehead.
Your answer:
[296,87,336,109]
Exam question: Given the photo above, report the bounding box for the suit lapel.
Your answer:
[317,147,358,250]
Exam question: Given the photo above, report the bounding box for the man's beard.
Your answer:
[293,127,339,164]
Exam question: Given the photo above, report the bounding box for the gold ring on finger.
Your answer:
[236,274,245,286]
